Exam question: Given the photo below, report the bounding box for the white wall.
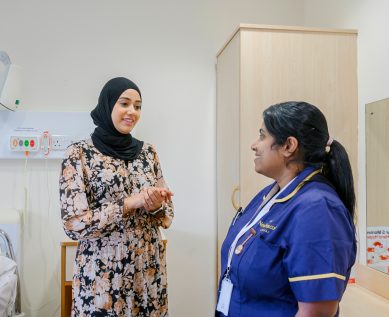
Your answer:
[0,1,304,316]
[303,0,389,268]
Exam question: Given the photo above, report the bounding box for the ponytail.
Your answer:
[323,140,356,220]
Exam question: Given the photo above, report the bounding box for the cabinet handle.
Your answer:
[231,185,240,211]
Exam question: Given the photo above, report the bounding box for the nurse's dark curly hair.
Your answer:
[263,101,355,220]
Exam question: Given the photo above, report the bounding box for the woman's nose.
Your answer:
[126,104,135,114]
[251,140,258,151]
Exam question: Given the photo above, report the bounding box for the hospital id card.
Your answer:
[216,277,233,316]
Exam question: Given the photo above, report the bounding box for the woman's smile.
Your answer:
[123,117,135,126]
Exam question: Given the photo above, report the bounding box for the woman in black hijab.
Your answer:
[60,77,174,316]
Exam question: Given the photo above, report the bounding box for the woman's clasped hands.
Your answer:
[124,187,173,216]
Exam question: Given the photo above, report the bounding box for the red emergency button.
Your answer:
[30,139,35,147]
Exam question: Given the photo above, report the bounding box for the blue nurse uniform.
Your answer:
[217,167,356,317]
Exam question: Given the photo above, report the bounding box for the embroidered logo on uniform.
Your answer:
[259,220,277,233]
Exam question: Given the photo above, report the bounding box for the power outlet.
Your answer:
[51,135,73,151]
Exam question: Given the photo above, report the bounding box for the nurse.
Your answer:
[216,101,356,317]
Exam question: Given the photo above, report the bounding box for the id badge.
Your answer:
[216,277,233,316]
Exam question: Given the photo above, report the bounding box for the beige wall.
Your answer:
[0,1,304,316]
[303,0,389,267]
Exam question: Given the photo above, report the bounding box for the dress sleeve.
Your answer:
[283,198,356,302]
[59,144,125,240]
[147,145,174,229]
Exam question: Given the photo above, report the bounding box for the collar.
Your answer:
[263,167,321,204]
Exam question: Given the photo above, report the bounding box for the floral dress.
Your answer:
[59,139,174,317]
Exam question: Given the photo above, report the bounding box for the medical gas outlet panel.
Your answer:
[0,111,95,159]
[10,136,40,152]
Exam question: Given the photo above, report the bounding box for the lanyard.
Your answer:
[225,177,296,278]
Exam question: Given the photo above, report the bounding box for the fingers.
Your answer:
[142,188,154,211]
[142,187,163,211]
[147,187,162,201]
[159,188,174,202]
[140,187,174,211]
[157,190,173,204]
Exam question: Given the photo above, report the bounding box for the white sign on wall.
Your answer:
[367,226,389,274]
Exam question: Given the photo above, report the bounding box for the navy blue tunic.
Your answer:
[217,167,356,317]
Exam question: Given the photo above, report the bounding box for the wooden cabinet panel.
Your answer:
[216,32,241,274]
[216,25,358,271]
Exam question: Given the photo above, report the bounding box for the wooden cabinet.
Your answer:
[216,24,358,264]
[61,241,77,317]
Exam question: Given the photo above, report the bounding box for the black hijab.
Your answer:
[91,77,144,161]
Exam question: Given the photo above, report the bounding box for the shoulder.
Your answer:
[294,181,345,212]
[142,142,156,153]
[63,139,94,160]
[288,182,354,233]
[64,140,84,159]
[141,142,160,160]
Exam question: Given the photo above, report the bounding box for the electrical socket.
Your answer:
[51,135,73,151]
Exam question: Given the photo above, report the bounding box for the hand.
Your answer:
[123,187,174,216]
[142,187,174,212]
[160,188,174,203]
[123,192,146,217]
